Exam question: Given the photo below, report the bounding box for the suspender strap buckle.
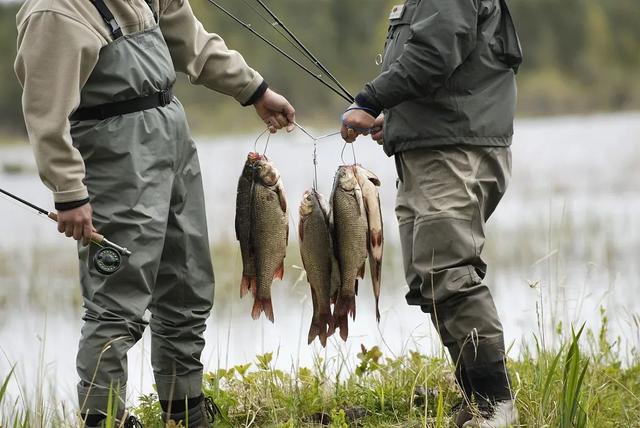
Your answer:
[159,88,173,107]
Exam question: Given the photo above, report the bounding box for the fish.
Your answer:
[235,152,260,298]
[299,189,339,347]
[330,165,368,341]
[354,165,384,322]
[250,155,289,322]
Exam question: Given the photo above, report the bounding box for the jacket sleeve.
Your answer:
[160,0,265,105]
[14,11,102,205]
[358,0,478,113]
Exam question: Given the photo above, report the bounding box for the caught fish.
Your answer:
[330,165,368,341]
[354,165,384,322]
[251,155,289,322]
[236,152,260,298]
[235,153,288,322]
[299,189,338,347]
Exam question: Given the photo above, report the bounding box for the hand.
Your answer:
[371,114,384,143]
[57,203,94,246]
[253,88,296,133]
[341,104,377,143]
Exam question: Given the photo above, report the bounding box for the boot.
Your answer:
[462,400,519,427]
[451,400,473,427]
[163,394,219,428]
[82,412,143,428]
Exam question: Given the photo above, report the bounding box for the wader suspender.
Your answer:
[71,0,169,121]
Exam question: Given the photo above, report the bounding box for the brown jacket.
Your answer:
[15,0,263,204]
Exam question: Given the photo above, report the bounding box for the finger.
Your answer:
[268,116,282,130]
[371,130,384,141]
[275,113,288,129]
[65,223,74,238]
[268,125,277,134]
[57,218,65,234]
[73,223,83,241]
[341,125,349,141]
[347,128,356,141]
[83,223,92,246]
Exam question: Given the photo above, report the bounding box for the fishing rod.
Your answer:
[206,0,354,104]
[0,188,131,275]
[253,0,355,103]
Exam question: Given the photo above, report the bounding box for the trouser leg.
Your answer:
[396,147,512,404]
[76,177,171,417]
[149,140,214,412]
[74,122,175,418]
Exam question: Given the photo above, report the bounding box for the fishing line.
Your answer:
[340,142,348,165]
[351,142,358,165]
[207,0,352,103]
[253,0,355,102]
[239,0,312,67]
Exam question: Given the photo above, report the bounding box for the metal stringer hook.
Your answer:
[253,127,271,155]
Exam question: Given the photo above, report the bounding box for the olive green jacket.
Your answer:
[357,0,522,156]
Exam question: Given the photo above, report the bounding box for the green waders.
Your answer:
[395,146,512,403]
[69,0,214,419]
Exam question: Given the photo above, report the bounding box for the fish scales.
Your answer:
[236,153,258,298]
[331,166,368,341]
[299,190,336,347]
[354,165,384,322]
[251,160,288,323]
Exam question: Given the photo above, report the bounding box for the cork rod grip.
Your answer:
[47,212,105,243]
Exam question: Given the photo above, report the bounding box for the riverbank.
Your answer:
[2,320,639,427]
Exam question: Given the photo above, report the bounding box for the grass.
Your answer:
[2,312,639,427]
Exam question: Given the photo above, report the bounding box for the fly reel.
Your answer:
[94,247,123,275]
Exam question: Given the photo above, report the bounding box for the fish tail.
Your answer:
[251,297,275,323]
[274,261,285,280]
[307,321,321,346]
[333,295,356,341]
[326,312,336,337]
[319,312,334,347]
[240,275,254,298]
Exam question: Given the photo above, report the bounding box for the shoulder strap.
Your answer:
[144,0,159,23]
[89,0,123,39]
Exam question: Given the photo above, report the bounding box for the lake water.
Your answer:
[1,112,639,410]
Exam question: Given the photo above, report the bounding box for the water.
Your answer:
[1,112,639,409]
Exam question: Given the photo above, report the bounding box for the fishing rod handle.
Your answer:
[47,211,107,246]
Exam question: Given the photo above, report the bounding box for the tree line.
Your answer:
[0,0,638,138]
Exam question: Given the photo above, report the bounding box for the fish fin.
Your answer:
[240,275,253,298]
[333,294,356,341]
[358,262,366,279]
[274,261,285,280]
[298,217,304,242]
[375,296,381,323]
[319,312,333,347]
[252,297,274,323]
[326,312,336,338]
[307,322,320,346]
[276,181,288,213]
[355,279,359,297]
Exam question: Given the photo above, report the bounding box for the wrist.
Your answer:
[243,81,269,107]
[355,91,383,118]
[56,197,90,211]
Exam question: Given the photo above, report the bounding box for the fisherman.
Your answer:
[15,0,295,426]
[341,0,522,427]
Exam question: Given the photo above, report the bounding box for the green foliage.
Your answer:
[0,0,639,141]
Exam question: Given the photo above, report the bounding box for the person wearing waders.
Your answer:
[341,0,522,427]
[15,0,296,426]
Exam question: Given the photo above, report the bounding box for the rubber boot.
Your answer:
[162,394,219,428]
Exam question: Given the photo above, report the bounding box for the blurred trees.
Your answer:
[0,0,638,137]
